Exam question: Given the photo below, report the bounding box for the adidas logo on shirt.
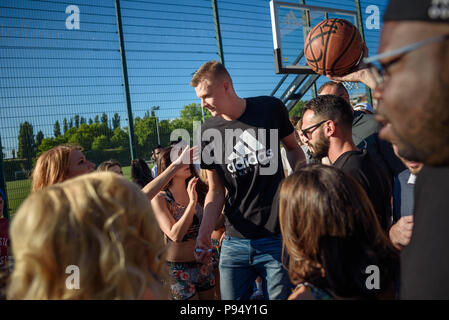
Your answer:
[227,130,274,175]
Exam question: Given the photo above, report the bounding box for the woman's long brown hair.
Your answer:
[279,164,398,298]
[157,147,208,205]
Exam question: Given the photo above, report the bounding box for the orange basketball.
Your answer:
[304,18,364,76]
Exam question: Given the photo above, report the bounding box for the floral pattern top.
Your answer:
[161,189,203,242]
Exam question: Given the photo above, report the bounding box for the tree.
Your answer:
[88,118,93,125]
[37,136,67,156]
[112,113,120,130]
[63,118,68,133]
[68,130,93,151]
[80,117,86,125]
[179,103,211,122]
[12,149,15,159]
[170,103,210,144]
[54,121,61,137]
[101,113,108,127]
[94,115,100,124]
[64,126,77,138]
[134,114,160,158]
[18,121,35,170]
[69,118,73,129]
[91,135,110,151]
[87,122,112,140]
[111,127,129,149]
[35,131,44,150]
[75,115,80,129]
[289,100,307,117]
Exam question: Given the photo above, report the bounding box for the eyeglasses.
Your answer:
[301,119,328,139]
[363,34,449,86]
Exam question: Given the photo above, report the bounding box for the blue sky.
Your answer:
[0,0,388,158]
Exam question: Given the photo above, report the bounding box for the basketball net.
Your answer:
[343,81,359,91]
[341,49,364,91]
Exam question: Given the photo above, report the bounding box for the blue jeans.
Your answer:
[219,234,292,300]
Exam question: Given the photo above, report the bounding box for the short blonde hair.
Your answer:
[31,145,77,192]
[97,159,121,172]
[8,172,167,299]
[190,60,231,87]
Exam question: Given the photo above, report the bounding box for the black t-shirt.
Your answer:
[333,150,392,232]
[352,111,405,184]
[400,166,449,299]
[200,96,293,239]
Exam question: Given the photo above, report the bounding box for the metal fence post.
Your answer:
[211,0,225,65]
[0,135,9,221]
[300,0,318,98]
[115,0,137,160]
[354,0,373,106]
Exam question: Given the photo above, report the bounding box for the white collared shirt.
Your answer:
[408,173,417,185]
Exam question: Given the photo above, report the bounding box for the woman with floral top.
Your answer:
[151,147,215,300]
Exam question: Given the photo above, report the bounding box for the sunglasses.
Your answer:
[363,34,449,86]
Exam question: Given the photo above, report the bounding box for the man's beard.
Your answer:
[308,129,329,160]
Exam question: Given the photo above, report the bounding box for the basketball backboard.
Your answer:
[270,1,359,74]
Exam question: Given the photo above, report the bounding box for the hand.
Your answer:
[187,177,198,204]
[172,145,199,167]
[326,43,377,89]
[219,231,226,247]
[194,234,212,265]
[389,215,414,251]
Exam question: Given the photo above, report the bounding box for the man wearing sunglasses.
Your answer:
[329,0,449,299]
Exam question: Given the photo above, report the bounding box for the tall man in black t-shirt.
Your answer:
[190,60,305,300]
[301,95,392,231]
[328,0,449,299]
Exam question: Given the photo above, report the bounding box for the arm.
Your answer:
[194,169,225,264]
[281,131,306,172]
[150,178,199,242]
[327,67,377,90]
[142,146,198,200]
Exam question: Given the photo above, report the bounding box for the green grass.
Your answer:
[6,178,32,218]
[5,166,133,220]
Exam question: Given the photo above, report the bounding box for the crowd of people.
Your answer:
[0,0,448,300]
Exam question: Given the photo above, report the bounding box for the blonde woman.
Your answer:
[32,145,95,192]
[32,145,198,202]
[8,172,167,300]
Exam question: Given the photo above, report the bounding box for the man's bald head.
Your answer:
[318,81,350,104]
